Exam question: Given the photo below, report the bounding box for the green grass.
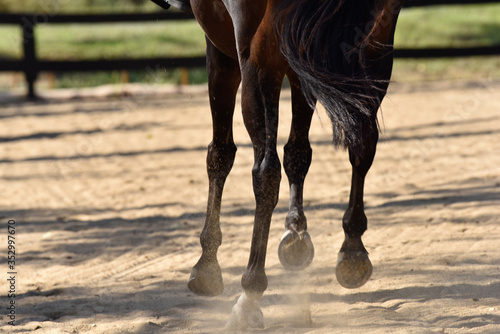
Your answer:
[0,20,207,88]
[36,21,205,60]
[0,22,205,60]
[395,3,500,48]
[392,3,500,82]
[0,0,160,14]
[0,25,23,59]
[1,3,500,89]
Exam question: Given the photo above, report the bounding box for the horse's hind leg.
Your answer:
[188,38,241,296]
[336,118,378,289]
[226,62,284,328]
[278,71,315,271]
[336,40,395,289]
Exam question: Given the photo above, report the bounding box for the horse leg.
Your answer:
[336,120,378,289]
[335,31,396,288]
[188,38,241,296]
[226,59,285,331]
[278,71,315,271]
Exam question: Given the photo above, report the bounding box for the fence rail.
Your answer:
[0,11,204,98]
[1,0,499,98]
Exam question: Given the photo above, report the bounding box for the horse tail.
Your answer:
[275,0,390,155]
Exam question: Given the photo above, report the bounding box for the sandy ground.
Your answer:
[1,80,499,333]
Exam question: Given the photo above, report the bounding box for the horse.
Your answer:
[152,0,403,329]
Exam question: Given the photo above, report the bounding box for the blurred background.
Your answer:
[0,0,499,96]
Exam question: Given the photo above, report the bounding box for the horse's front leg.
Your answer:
[336,121,378,289]
[278,71,315,271]
[188,38,241,296]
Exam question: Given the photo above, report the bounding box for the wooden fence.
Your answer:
[0,0,499,98]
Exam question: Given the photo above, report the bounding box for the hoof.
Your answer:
[278,230,314,271]
[335,251,372,289]
[226,293,264,330]
[188,261,224,296]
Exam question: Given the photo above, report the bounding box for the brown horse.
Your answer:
[153,0,403,329]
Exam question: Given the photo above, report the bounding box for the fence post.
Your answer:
[22,18,38,99]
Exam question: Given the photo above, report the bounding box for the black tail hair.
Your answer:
[276,0,388,155]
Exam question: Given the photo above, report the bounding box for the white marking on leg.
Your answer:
[226,292,264,329]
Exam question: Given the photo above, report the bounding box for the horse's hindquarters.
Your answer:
[190,0,238,59]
